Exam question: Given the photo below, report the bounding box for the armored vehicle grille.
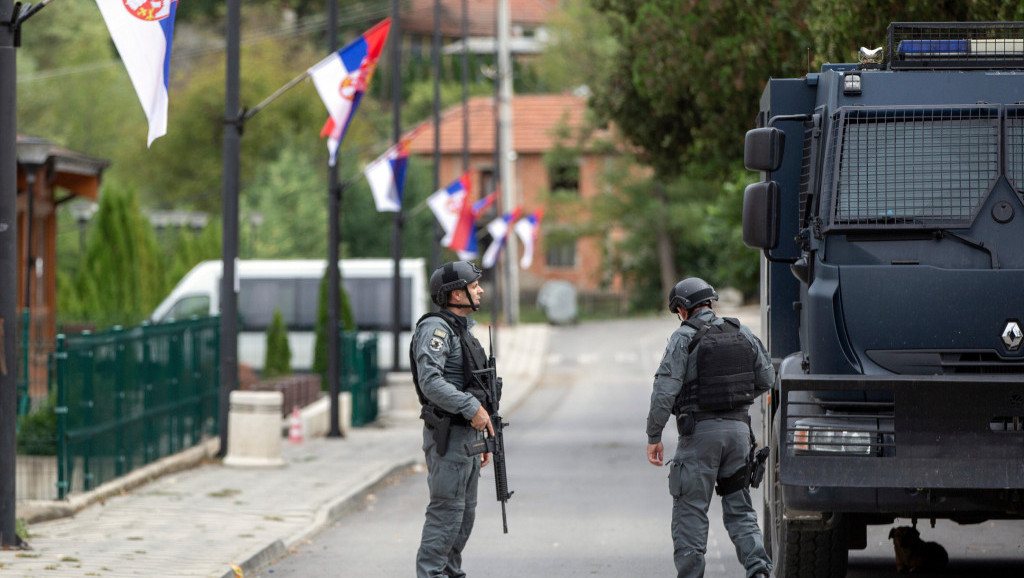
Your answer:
[825,106,1000,230]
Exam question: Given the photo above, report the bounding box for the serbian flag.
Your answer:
[451,190,498,258]
[427,172,472,246]
[482,208,521,269]
[95,0,177,147]
[364,137,410,212]
[513,209,544,269]
[310,18,391,165]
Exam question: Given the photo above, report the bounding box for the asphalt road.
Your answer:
[254,313,1024,577]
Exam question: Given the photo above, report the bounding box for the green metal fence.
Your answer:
[54,317,220,499]
[342,332,379,427]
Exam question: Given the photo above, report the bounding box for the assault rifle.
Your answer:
[465,326,513,533]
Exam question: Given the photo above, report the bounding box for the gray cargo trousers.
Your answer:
[669,417,772,578]
[417,423,482,578]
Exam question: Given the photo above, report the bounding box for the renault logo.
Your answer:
[1003,321,1023,351]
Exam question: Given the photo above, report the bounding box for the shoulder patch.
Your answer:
[433,328,448,339]
[429,337,445,352]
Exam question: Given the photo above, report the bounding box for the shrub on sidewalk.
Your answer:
[312,268,356,390]
[263,308,292,378]
[17,393,57,456]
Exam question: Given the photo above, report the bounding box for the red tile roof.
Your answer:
[402,0,556,37]
[408,93,605,155]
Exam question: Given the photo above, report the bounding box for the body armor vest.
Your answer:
[678,317,757,413]
[410,310,490,423]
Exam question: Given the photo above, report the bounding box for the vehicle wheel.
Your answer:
[768,414,849,578]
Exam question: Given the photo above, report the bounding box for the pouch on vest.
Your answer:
[683,317,757,412]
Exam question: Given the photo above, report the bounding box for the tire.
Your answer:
[768,413,849,578]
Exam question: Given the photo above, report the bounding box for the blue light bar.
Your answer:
[897,39,969,56]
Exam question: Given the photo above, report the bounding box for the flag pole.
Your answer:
[325,0,343,438]
[218,0,242,458]
[242,70,310,122]
[389,0,403,372]
[429,0,442,276]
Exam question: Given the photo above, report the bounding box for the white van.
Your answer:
[150,258,427,372]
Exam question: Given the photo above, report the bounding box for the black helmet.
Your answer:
[430,260,483,308]
[668,277,718,313]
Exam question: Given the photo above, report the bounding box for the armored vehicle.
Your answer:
[742,22,1024,576]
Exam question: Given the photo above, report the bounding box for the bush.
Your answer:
[17,394,57,456]
[263,309,292,378]
[312,269,356,390]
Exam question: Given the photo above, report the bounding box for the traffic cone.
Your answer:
[288,406,303,444]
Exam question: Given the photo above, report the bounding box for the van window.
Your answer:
[344,277,413,331]
[237,276,414,332]
[160,295,211,322]
[239,278,320,331]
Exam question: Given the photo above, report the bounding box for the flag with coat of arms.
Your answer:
[427,172,472,246]
[364,137,411,212]
[482,208,521,269]
[513,209,544,269]
[310,18,391,165]
[94,0,178,146]
[452,191,498,258]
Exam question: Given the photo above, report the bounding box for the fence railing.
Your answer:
[54,317,221,499]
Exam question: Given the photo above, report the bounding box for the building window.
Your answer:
[548,161,579,195]
[479,168,497,196]
[545,237,576,268]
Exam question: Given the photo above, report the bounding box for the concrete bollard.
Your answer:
[223,390,286,468]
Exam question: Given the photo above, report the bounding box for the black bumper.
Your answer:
[779,374,1024,494]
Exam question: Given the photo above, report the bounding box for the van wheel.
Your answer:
[768,414,849,578]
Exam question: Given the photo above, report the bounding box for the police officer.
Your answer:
[646,278,774,578]
[412,261,495,578]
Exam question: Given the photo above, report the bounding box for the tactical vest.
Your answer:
[409,310,490,423]
[678,317,757,412]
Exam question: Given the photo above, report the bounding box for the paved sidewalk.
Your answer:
[2,323,550,578]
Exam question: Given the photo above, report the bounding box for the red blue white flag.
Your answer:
[482,207,521,269]
[427,172,472,246]
[310,18,391,165]
[513,208,544,269]
[364,137,410,212]
[450,190,498,259]
[95,0,177,147]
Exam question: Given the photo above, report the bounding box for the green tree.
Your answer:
[578,0,812,299]
[164,221,223,288]
[263,309,292,378]
[312,270,356,390]
[807,1,1024,65]
[61,186,168,328]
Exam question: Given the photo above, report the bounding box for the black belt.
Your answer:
[424,405,470,427]
[693,409,749,423]
[676,410,749,435]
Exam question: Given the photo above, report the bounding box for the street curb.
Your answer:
[223,455,423,578]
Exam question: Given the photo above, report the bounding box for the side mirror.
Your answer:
[744,127,785,172]
[742,181,780,250]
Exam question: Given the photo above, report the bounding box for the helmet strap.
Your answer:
[445,287,479,311]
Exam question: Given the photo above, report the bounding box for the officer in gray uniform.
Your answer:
[413,261,495,578]
[646,278,773,578]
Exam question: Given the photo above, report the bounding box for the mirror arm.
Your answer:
[759,114,810,264]
[767,114,812,127]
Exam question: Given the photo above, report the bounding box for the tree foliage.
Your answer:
[29,0,1023,318]
[263,309,292,378]
[60,185,167,329]
[312,270,356,389]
